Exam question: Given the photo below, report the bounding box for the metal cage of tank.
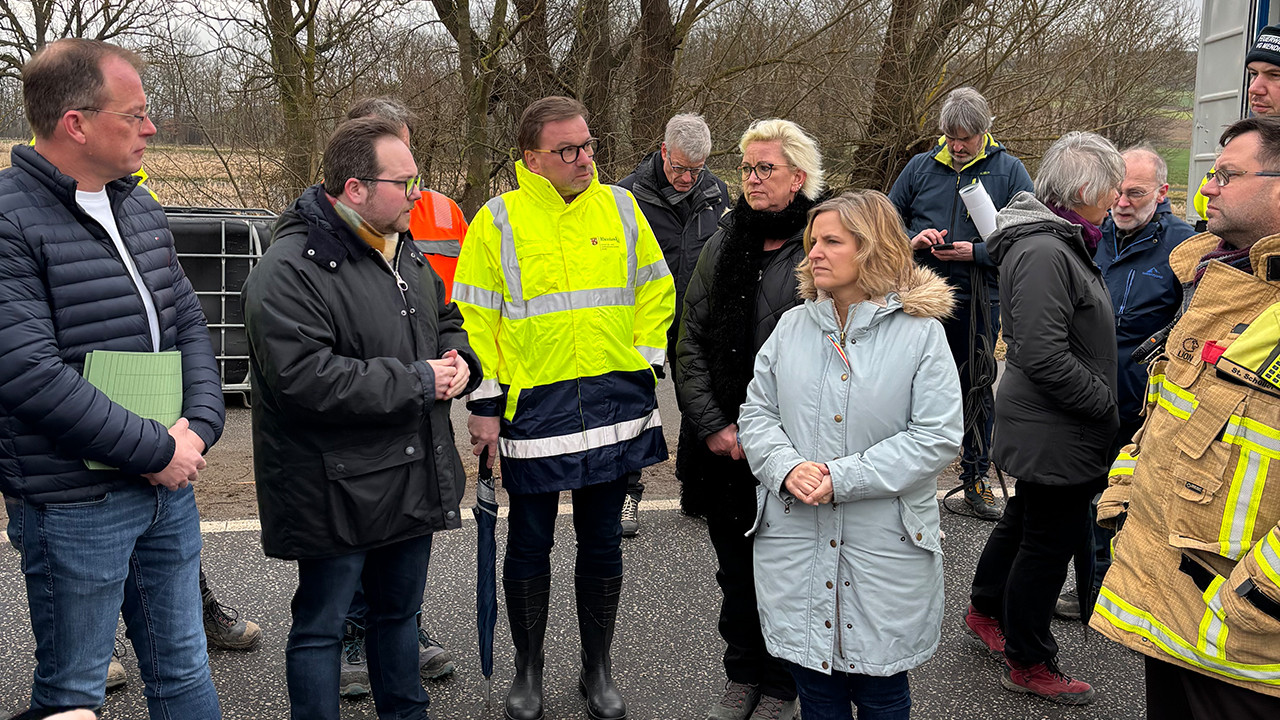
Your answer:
[165,206,276,399]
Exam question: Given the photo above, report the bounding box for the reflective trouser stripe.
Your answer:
[1149,374,1198,420]
[1095,587,1280,683]
[498,408,662,460]
[486,190,641,320]
[1197,576,1230,660]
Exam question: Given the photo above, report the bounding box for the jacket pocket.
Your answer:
[898,500,942,556]
[323,432,429,547]
[1166,379,1249,556]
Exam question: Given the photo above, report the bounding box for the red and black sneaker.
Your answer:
[1001,657,1096,705]
[964,605,1005,657]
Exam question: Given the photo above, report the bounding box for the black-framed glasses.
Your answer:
[739,162,791,181]
[75,106,150,126]
[1206,168,1280,187]
[670,162,705,179]
[359,175,424,198]
[529,139,597,164]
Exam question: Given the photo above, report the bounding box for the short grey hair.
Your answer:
[1121,144,1168,186]
[664,113,712,162]
[347,97,418,133]
[1034,131,1126,208]
[738,118,825,200]
[938,87,992,137]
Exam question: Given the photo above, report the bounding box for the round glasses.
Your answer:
[530,139,597,164]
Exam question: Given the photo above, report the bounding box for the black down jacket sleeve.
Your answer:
[0,217,175,475]
[674,232,730,440]
[168,246,225,453]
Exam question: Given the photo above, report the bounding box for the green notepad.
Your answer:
[81,350,183,471]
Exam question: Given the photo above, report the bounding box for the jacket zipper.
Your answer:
[374,245,419,350]
[1119,269,1135,316]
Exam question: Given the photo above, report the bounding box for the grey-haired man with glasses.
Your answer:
[242,116,480,720]
[617,113,730,536]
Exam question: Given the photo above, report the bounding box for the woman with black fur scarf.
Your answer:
[673,118,825,720]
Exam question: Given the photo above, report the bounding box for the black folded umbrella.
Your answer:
[473,448,498,706]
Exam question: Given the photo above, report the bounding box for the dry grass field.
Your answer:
[0,139,283,209]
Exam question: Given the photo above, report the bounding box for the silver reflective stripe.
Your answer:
[488,197,524,304]
[609,186,639,286]
[1095,590,1280,681]
[1221,449,1265,559]
[1225,417,1280,457]
[414,239,462,257]
[467,378,503,401]
[635,259,671,287]
[488,190,642,320]
[453,282,504,311]
[506,287,637,321]
[499,408,662,460]
[637,345,665,365]
[1198,578,1229,660]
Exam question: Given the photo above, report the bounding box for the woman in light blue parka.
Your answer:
[738,191,964,720]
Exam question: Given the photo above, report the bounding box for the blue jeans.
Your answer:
[287,533,434,720]
[12,483,219,718]
[789,665,911,720]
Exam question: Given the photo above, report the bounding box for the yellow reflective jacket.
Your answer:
[1093,232,1280,697]
[453,162,675,492]
[1193,170,1210,221]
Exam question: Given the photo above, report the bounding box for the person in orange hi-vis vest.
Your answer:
[409,188,468,302]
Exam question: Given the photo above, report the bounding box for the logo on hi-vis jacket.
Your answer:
[590,236,621,249]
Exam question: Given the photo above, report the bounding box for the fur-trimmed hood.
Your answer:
[800,265,955,332]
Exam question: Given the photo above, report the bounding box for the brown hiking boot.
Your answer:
[706,680,760,720]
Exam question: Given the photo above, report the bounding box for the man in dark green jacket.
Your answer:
[242,117,480,720]
[889,87,1034,520]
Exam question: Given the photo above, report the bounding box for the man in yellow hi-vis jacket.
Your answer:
[453,96,675,720]
[1092,116,1280,718]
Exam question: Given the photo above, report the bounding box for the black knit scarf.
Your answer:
[706,193,816,418]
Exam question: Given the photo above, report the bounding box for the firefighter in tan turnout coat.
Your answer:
[1091,116,1280,717]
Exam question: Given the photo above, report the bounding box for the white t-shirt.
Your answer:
[77,189,161,352]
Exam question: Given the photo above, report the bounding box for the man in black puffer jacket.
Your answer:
[616,112,730,535]
[0,40,224,718]
[242,117,480,720]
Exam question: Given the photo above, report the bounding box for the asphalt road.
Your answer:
[0,507,1145,719]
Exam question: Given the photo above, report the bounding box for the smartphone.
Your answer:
[933,243,955,251]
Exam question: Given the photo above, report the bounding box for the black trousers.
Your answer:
[705,482,796,701]
[1145,656,1280,719]
[970,479,1101,665]
[504,475,627,581]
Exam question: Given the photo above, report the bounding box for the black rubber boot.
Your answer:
[505,574,550,720]
[576,574,627,720]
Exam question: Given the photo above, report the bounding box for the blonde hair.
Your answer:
[797,191,915,301]
[738,118,825,200]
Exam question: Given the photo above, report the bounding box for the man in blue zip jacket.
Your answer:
[1055,146,1196,618]
[890,87,1033,519]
